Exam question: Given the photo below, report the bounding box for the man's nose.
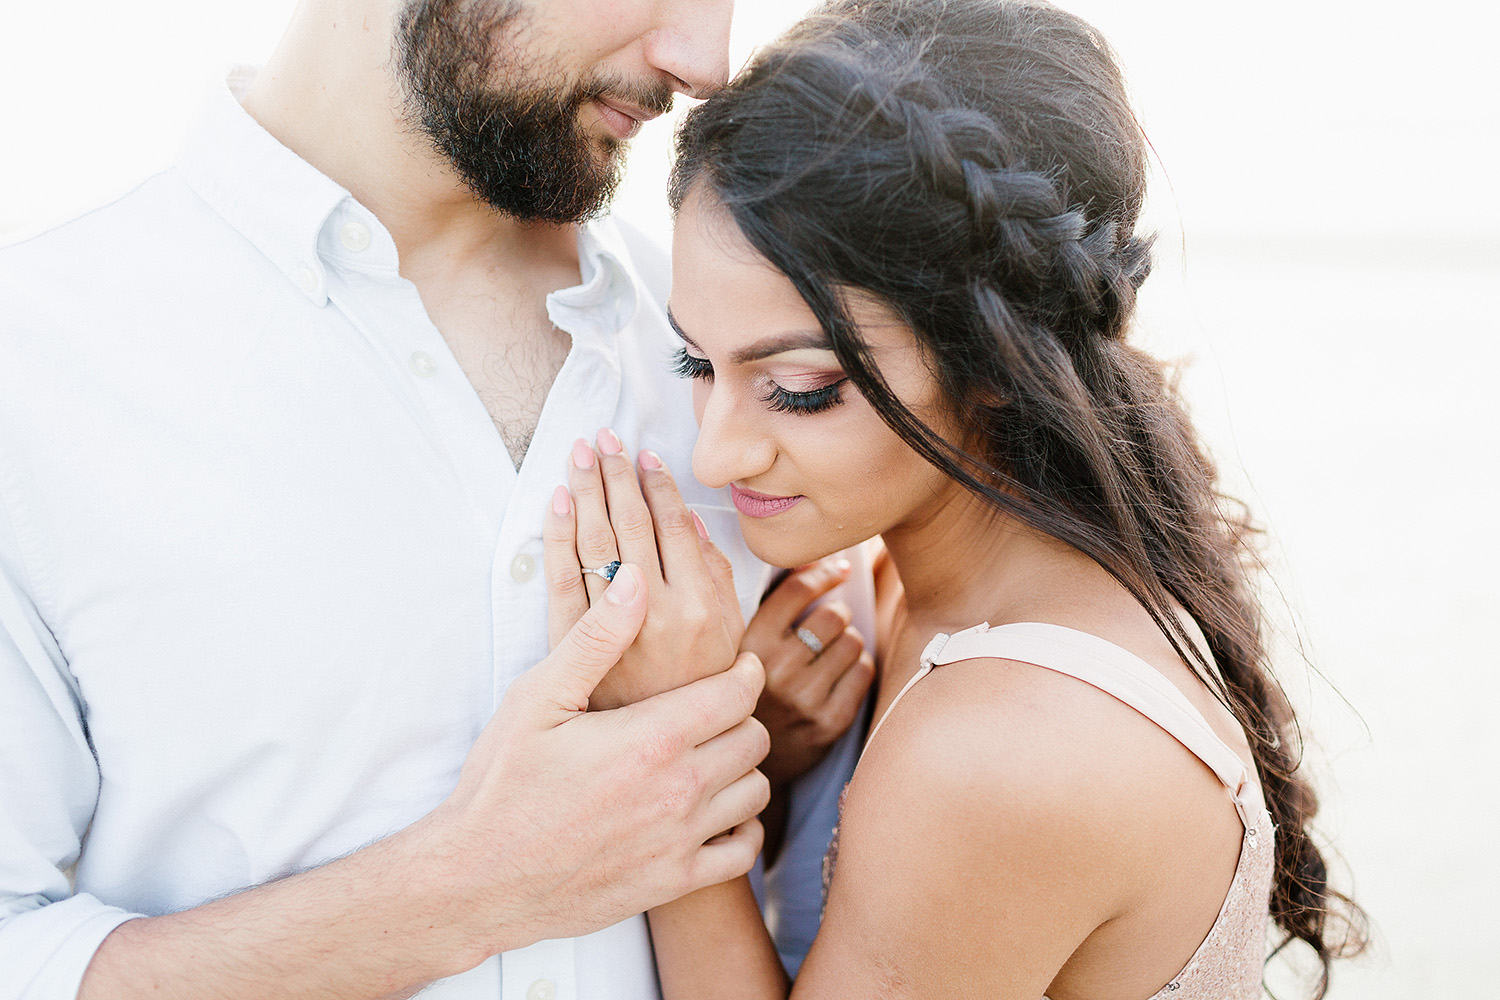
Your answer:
[646,0,734,98]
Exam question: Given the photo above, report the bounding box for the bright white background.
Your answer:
[2,2,1497,997]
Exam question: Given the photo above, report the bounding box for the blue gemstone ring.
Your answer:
[583,560,622,582]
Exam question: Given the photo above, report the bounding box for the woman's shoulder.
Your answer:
[816,648,1197,993]
[858,638,1203,827]
[844,622,1247,894]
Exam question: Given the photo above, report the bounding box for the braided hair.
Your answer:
[671,0,1365,993]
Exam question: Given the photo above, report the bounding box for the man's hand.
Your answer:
[415,561,770,968]
[81,564,770,999]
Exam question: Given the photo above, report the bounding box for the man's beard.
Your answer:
[395,0,670,224]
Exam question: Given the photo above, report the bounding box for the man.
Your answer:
[0,1,867,996]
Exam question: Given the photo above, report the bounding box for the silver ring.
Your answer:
[795,627,824,656]
[583,560,622,582]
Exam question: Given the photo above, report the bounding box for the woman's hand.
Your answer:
[545,429,745,710]
[743,560,875,790]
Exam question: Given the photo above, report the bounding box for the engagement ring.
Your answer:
[583,560,622,582]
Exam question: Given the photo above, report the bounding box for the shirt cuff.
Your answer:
[0,893,142,1000]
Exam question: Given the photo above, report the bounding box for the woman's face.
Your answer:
[669,188,960,568]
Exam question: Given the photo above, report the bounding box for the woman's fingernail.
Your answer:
[597,428,623,456]
[604,564,639,605]
[691,511,711,541]
[572,438,596,470]
[639,449,662,471]
[552,486,571,516]
[835,558,852,574]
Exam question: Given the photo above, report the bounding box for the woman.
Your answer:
[549,0,1363,996]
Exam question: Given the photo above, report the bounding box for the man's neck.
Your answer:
[240,1,580,276]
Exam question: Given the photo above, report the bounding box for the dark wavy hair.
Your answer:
[671,0,1365,993]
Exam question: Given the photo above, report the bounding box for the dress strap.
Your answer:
[862,622,1264,828]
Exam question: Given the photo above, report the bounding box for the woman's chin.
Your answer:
[740,517,850,570]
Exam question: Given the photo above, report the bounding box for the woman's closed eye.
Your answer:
[671,347,847,415]
[670,346,714,381]
[762,379,845,414]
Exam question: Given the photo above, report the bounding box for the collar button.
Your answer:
[340,221,372,252]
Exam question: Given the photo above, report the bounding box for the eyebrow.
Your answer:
[666,307,834,365]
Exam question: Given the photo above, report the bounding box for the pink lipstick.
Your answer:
[731,485,804,519]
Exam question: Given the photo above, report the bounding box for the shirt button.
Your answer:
[511,554,536,583]
[527,980,557,1000]
[340,221,372,252]
[408,351,439,377]
[295,266,318,294]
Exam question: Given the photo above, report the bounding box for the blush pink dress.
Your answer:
[824,622,1275,999]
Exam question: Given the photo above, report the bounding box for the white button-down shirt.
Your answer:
[0,82,859,999]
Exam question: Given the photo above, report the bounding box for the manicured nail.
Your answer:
[604,563,639,604]
[639,449,662,471]
[835,558,852,574]
[691,511,710,541]
[551,486,571,516]
[572,438,596,469]
[597,428,623,456]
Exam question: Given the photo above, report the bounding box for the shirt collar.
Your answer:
[549,217,640,335]
[177,69,642,327]
[177,69,350,306]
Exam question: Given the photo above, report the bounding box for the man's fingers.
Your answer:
[745,556,853,644]
[519,564,648,721]
[634,651,764,747]
[692,715,772,797]
[543,485,590,649]
[695,766,772,845]
[690,819,765,891]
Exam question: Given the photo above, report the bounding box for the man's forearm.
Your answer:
[78,819,488,1000]
[75,581,770,999]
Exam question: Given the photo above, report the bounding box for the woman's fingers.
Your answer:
[570,437,621,604]
[596,429,663,583]
[543,485,592,648]
[824,646,877,734]
[698,528,746,642]
[637,450,707,587]
[779,621,865,710]
[745,557,854,648]
[789,602,853,663]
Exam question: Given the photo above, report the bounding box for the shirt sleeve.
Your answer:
[0,494,141,999]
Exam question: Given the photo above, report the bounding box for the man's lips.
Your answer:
[593,97,661,140]
[730,485,804,519]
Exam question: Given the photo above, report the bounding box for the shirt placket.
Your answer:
[487,257,625,1000]
[319,203,514,538]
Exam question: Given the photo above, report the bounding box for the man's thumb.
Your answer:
[522,564,647,722]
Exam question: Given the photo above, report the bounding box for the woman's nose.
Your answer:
[692,385,774,490]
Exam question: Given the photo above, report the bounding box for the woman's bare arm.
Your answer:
[649,652,1137,1000]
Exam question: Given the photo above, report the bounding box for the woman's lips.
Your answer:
[731,485,804,519]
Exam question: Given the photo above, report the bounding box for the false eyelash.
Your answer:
[670,347,714,380]
[764,381,847,415]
